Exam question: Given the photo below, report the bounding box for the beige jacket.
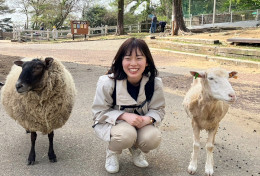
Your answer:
[92,74,165,141]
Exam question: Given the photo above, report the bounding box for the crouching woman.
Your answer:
[92,38,165,173]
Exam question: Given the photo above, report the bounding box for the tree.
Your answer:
[117,0,124,35]
[29,0,48,29]
[173,0,189,35]
[0,0,14,14]
[13,0,30,29]
[82,5,117,27]
[0,18,13,31]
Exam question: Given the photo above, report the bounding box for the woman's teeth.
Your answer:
[130,68,138,72]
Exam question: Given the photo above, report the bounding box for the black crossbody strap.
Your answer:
[112,78,155,108]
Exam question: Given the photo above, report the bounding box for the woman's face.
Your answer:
[122,48,148,85]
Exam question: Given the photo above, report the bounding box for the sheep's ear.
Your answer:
[229,71,238,79]
[45,57,53,68]
[190,71,205,79]
[14,60,24,67]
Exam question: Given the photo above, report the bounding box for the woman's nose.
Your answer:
[130,58,137,65]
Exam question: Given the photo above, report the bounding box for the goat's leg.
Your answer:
[48,131,57,162]
[205,127,218,176]
[28,132,37,165]
[188,122,200,175]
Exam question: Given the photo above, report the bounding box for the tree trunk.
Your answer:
[173,0,189,35]
[117,0,124,35]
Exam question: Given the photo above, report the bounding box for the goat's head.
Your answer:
[190,68,237,103]
[14,57,53,93]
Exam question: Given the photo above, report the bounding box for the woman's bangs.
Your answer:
[124,42,144,56]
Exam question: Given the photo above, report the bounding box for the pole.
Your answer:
[172,1,175,36]
[229,0,231,13]
[212,0,216,25]
[189,0,191,18]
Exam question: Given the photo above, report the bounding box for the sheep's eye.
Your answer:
[208,77,214,80]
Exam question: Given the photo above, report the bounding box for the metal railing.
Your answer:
[184,9,260,27]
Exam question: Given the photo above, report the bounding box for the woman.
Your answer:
[92,37,165,173]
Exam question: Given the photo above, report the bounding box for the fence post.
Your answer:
[129,25,132,33]
[201,14,204,25]
[138,22,140,33]
[190,14,192,27]
[18,29,21,42]
[88,26,91,36]
[231,11,233,22]
[13,25,17,40]
[256,9,259,20]
[30,31,34,41]
[47,29,49,40]
[105,25,108,35]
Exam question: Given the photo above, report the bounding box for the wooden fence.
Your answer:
[12,22,153,42]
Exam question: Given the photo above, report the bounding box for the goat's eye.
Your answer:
[208,77,214,80]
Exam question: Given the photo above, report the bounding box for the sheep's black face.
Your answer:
[14,57,53,93]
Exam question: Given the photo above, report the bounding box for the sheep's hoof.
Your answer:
[49,158,57,163]
[27,160,35,165]
[48,152,57,163]
[28,151,36,165]
[188,163,197,175]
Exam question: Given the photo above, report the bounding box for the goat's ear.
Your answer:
[14,60,24,67]
[45,57,53,68]
[190,71,205,79]
[229,71,238,78]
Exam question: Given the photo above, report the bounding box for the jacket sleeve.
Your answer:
[92,76,124,126]
[145,77,165,126]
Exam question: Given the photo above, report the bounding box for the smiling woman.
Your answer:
[92,37,165,173]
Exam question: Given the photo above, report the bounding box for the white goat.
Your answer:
[183,68,237,176]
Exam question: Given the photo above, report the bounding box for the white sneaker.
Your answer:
[105,149,119,173]
[129,147,149,168]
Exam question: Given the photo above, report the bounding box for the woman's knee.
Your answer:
[109,123,137,152]
[137,126,161,152]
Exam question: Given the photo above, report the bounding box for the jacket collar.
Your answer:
[116,76,149,106]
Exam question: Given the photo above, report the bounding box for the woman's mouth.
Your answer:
[129,68,139,73]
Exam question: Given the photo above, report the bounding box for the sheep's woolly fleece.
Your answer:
[1,58,76,134]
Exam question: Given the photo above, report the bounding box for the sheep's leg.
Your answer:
[48,131,57,162]
[205,127,218,176]
[188,122,200,175]
[28,132,37,165]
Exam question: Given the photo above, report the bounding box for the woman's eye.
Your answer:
[208,77,214,80]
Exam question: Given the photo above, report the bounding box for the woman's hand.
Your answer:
[118,112,143,127]
[136,116,152,129]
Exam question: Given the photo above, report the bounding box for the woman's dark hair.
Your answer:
[109,37,158,81]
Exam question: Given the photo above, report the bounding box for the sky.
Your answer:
[1,0,160,25]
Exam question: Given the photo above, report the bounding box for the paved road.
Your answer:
[0,40,259,176]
